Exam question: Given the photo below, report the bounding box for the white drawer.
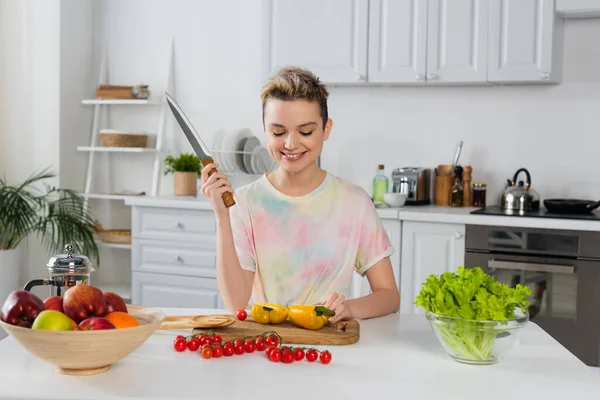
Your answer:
[132,207,216,242]
[132,239,216,278]
[132,272,223,309]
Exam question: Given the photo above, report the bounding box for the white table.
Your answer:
[1,308,599,399]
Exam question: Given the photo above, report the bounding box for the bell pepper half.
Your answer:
[288,305,335,330]
[251,302,289,324]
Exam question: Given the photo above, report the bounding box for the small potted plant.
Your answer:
[163,153,202,196]
[0,168,99,305]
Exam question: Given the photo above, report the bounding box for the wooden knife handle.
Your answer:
[201,159,236,208]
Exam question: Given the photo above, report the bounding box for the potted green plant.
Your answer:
[0,168,99,305]
[163,153,202,196]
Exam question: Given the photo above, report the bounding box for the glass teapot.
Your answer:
[23,243,95,297]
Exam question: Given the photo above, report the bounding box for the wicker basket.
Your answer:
[100,132,148,148]
[94,221,132,244]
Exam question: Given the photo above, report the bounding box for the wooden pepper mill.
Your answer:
[463,165,472,207]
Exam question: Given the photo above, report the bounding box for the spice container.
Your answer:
[451,166,464,207]
[472,183,487,207]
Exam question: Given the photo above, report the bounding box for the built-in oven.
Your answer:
[465,224,600,367]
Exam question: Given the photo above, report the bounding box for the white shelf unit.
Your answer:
[79,42,174,303]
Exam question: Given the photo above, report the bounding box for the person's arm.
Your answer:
[325,257,399,323]
[215,214,255,313]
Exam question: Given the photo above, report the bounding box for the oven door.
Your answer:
[465,251,600,367]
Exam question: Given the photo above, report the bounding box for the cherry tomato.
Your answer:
[234,344,245,355]
[265,334,279,347]
[256,341,267,352]
[320,350,332,364]
[223,346,234,357]
[201,347,212,359]
[294,348,305,361]
[306,349,318,362]
[245,340,256,353]
[281,350,294,364]
[187,338,200,352]
[269,349,281,362]
[234,339,244,347]
[237,309,247,321]
[280,346,290,352]
[212,345,223,358]
[212,334,222,343]
[173,338,187,352]
[223,342,233,350]
[175,335,185,342]
[200,336,211,346]
[265,347,274,357]
[202,343,212,351]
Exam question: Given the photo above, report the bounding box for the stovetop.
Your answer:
[470,206,600,221]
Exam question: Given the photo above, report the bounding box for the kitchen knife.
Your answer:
[164,92,235,208]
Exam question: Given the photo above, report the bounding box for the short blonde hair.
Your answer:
[260,66,330,128]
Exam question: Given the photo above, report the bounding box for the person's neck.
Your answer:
[267,165,327,197]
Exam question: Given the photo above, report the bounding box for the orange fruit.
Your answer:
[69,317,78,330]
[104,311,138,329]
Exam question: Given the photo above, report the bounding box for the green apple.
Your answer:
[31,310,75,331]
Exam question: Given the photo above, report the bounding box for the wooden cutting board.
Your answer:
[192,317,359,346]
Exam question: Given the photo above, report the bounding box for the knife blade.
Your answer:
[164,92,235,208]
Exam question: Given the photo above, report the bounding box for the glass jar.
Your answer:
[472,183,487,207]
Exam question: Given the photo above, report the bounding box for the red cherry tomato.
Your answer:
[245,340,256,353]
[269,349,282,362]
[200,336,211,346]
[212,345,223,358]
[212,334,222,343]
[256,341,267,351]
[281,350,294,364]
[234,344,245,355]
[175,335,185,341]
[223,346,234,357]
[237,309,247,321]
[187,338,200,352]
[306,349,318,362]
[319,350,332,364]
[201,347,212,359]
[294,348,305,361]
[234,339,244,347]
[173,338,187,352]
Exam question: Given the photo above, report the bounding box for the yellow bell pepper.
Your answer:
[287,305,335,330]
[251,302,289,324]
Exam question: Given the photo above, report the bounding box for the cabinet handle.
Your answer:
[174,221,183,229]
[540,72,550,80]
[174,255,183,263]
[415,74,425,82]
[426,73,437,80]
[454,232,463,239]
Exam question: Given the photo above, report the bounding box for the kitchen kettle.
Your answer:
[501,168,540,211]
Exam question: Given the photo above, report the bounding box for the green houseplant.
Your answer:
[0,168,99,263]
[164,153,202,196]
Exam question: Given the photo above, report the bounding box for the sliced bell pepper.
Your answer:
[251,302,289,324]
[287,305,335,330]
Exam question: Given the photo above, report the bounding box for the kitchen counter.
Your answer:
[0,308,598,399]
[126,195,600,231]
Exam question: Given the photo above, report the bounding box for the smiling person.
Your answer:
[201,66,400,323]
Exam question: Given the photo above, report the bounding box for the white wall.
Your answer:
[91,0,600,207]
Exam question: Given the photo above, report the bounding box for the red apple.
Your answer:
[63,285,107,324]
[78,316,115,331]
[0,290,45,328]
[104,292,127,314]
[43,296,64,313]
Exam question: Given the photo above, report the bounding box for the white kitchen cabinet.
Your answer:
[350,219,401,299]
[426,0,490,83]
[400,220,465,314]
[262,0,369,84]
[488,0,564,83]
[556,0,600,18]
[367,0,428,84]
[132,272,223,309]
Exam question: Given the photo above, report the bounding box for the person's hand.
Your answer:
[201,162,234,218]
[322,293,352,323]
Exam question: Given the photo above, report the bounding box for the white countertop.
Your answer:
[126,195,600,231]
[0,308,598,399]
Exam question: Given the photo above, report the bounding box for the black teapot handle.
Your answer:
[513,168,532,187]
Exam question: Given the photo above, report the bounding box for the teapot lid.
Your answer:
[46,243,93,272]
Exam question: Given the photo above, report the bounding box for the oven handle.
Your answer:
[489,260,575,274]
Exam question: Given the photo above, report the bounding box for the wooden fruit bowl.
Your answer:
[0,305,165,375]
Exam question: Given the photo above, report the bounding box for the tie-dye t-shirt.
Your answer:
[229,172,394,307]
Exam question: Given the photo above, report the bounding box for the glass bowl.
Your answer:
[425,308,529,365]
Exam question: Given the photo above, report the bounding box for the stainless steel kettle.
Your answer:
[501,168,540,211]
